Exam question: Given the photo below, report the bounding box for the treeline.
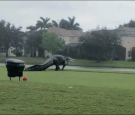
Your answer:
[119,19,135,28]
[1,17,134,62]
[0,20,24,57]
[26,16,82,31]
[25,16,81,57]
[59,27,122,62]
[0,16,81,57]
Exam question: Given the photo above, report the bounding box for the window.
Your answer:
[70,36,74,42]
[0,47,6,53]
[128,51,131,57]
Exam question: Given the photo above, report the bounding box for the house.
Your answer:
[90,27,135,61]
[47,27,135,61]
[47,27,85,45]
[115,27,135,61]
[46,27,135,61]
[1,27,85,57]
[0,46,16,57]
[44,27,85,57]
[0,46,25,57]
[0,36,26,57]
[2,27,134,61]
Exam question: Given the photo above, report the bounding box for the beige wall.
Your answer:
[70,36,79,43]
[59,36,79,44]
[121,36,135,60]
[8,47,16,57]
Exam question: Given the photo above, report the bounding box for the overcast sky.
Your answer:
[0,1,135,32]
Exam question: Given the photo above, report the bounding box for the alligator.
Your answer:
[24,55,76,71]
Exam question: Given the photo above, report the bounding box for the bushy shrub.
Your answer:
[132,47,135,61]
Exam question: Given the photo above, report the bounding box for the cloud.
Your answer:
[0,1,135,32]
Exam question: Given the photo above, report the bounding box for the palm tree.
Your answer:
[52,17,82,31]
[36,17,52,31]
[59,19,70,29]
[52,20,59,27]
[52,19,70,29]
[68,16,82,31]
[26,26,37,31]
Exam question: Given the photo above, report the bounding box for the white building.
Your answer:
[115,27,135,60]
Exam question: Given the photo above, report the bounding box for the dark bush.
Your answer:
[132,47,135,61]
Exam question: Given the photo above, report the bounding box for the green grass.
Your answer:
[1,67,135,114]
[69,59,135,68]
[1,56,135,68]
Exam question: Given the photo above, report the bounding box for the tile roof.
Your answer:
[115,27,135,37]
[47,27,85,37]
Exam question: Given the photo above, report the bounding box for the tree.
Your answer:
[68,16,82,31]
[132,47,135,61]
[11,25,24,56]
[1,21,13,57]
[36,17,52,31]
[52,20,59,27]
[0,20,6,47]
[52,19,70,29]
[26,26,37,31]
[0,20,25,57]
[52,17,82,31]
[26,30,43,57]
[59,19,70,30]
[41,33,65,54]
[118,19,135,28]
[79,27,121,62]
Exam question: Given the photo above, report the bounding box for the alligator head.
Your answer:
[66,57,76,62]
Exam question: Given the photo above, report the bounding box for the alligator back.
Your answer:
[25,57,54,71]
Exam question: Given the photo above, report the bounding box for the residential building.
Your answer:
[0,46,16,57]
[1,27,134,61]
[115,27,135,61]
[45,27,85,57]
[0,36,26,57]
[47,27,85,45]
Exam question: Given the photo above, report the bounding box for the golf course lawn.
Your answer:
[1,67,135,114]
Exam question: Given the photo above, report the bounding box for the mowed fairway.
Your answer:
[1,67,135,114]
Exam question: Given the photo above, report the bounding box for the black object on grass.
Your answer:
[5,59,25,81]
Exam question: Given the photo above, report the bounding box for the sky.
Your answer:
[0,1,135,32]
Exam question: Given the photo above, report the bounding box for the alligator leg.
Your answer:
[53,58,60,71]
[62,60,67,70]
[62,64,65,70]
[55,64,60,71]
